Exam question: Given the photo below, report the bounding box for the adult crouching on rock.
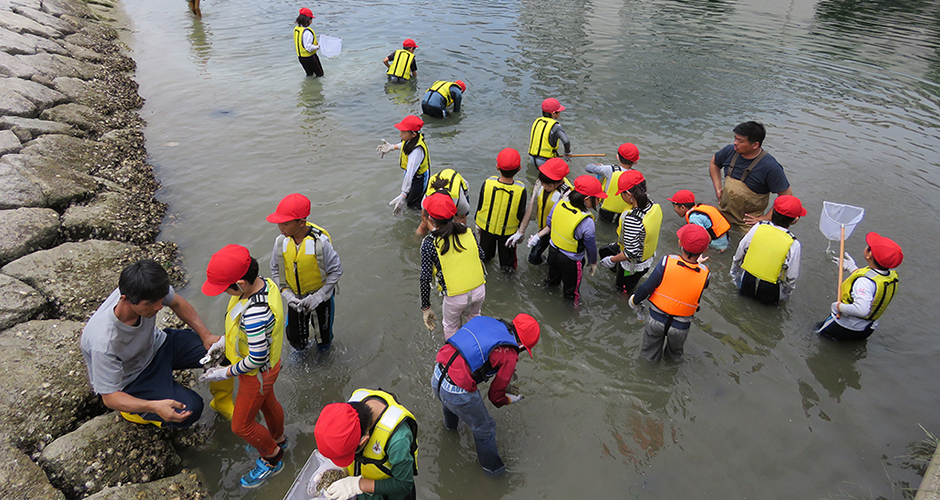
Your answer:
[80,260,220,428]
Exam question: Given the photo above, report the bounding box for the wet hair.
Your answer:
[119,259,170,304]
[625,180,650,210]
[295,14,311,26]
[498,167,520,178]
[431,217,469,255]
[348,401,373,437]
[227,258,260,291]
[616,154,636,167]
[733,121,766,146]
[770,210,797,228]
[568,191,588,211]
[402,132,421,155]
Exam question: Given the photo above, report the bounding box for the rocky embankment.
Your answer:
[0,0,208,498]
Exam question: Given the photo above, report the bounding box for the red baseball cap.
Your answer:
[773,195,807,218]
[202,244,251,296]
[266,193,310,223]
[423,192,457,220]
[541,98,565,113]
[677,224,710,254]
[496,147,521,170]
[512,313,540,358]
[402,38,418,48]
[538,158,569,181]
[314,403,362,468]
[298,7,314,18]
[573,175,608,198]
[617,143,639,163]
[616,169,645,194]
[668,189,696,205]
[394,115,424,132]
[866,232,903,268]
[455,80,467,92]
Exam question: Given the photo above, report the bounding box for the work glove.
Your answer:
[527,234,541,248]
[199,366,230,383]
[199,337,226,367]
[832,252,856,272]
[600,256,616,269]
[506,394,524,404]
[326,476,363,500]
[299,291,325,313]
[628,294,646,322]
[389,193,406,216]
[281,288,302,310]
[422,308,436,331]
[376,139,396,158]
[505,231,524,248]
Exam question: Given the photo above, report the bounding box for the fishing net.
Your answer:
[819,201,864,251]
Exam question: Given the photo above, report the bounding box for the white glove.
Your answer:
[600,256,616,269]
[199,337,226,367]
[389,193,406,216]
[326,476,363,500]
[422,309,436,331]
[527,234,541,248]
[311,44,320,50]
[376,139,397,158]
[199,366,230,383]
[628,294,645,322]
[506,394,523,404]
[299,291,325,313]
[505,231,524,248]
[832,252,856,272]
[281,288,302,310]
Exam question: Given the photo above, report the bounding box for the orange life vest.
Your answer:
[685,204,731,239]
[648,256,709,316]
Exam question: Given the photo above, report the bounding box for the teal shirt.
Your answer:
[361,425,415,500]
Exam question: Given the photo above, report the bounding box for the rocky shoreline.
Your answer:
[1,0,208,498]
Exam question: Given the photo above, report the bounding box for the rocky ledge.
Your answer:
[0,0,208,498]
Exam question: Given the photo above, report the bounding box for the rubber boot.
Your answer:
[209,378,235,420]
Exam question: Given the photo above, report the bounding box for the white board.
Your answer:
[318,35,342,58]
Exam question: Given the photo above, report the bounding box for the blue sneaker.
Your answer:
[240,457,283,488]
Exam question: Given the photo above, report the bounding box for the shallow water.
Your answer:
[118,0,940,498]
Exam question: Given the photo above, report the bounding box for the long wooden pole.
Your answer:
[837,225,845,316]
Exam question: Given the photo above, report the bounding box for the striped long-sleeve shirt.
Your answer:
[232,280,277,375]
[619,201,656,273]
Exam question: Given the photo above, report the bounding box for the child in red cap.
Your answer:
[544,175,607,305]
[377,115,430,215]
[417,168,470,236]
[383,38,418,83]
[294,8,324,77]
[511,157,572,265]
[267,193,343,351]
[667,189,731,252]
[421,79,467,118]
[585,142,640,223]
[815,232,902,341]
[731,195,805,305]
[419,192,487,338]
[313,389,418,500]
[629,224,711,362]
[476,148,528,271]
[200,245,288,488]
[528,98,571,167]
[598,169,663,294]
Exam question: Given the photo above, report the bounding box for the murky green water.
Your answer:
[117,0,940,498]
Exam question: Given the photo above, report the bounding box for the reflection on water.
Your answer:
[120,0,940,498]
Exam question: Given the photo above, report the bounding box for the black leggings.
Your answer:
[478,230,517,270]
[298,54,324,77]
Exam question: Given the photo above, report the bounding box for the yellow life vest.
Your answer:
[599,168,632,214]
[278,222,332,296]
[528,117,558,158]
[293,26,318,57]
[387,49,415,80]
[550,200,592,253]
[425,168,468,200]
[224,278,285,377]
[840,267,899,320]
[399,133,430,176]
[428,81,457,107]
[346,389,419,481]
[649,256,710,316]
[617,203,663,262]
[535,180,572,230]
[741,222,796,283]
[435,230,485,296]
[475,176,526,236]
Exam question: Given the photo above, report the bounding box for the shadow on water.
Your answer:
[384,80,420,107]
[187,16,211,75]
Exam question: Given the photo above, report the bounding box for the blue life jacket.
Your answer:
[446,316,519,382]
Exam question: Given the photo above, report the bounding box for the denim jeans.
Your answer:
[432,367,505,474]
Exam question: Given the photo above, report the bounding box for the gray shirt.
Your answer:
[80,287,175,394]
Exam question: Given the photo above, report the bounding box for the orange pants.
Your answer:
[232,361,284,458]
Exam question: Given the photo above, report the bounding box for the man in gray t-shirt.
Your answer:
[80,260,219,428]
